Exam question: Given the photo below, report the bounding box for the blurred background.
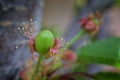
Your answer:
[0,0,120,80]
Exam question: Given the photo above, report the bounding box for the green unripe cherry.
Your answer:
[35,30,54,54]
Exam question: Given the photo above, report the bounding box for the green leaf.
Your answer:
[95,72,120,80]
[42,76,46,80]
[70,64,87,73]
[77,37,120,67]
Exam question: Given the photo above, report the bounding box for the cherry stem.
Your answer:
[65,29,86,48]
[31,55,43,80]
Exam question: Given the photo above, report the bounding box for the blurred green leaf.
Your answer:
[70,64,87,73]
[114,0,120,7]
[95,72,120,80]
[77,37,120,67]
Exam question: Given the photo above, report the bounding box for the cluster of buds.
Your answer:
[79,11,101,35]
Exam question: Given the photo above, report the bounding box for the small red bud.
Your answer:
[84,20,96,32]
[61,50,77,62]
[28,39,35,53]
[79,11,101,35]
[45,38,64,58]
[79,18,89,27]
